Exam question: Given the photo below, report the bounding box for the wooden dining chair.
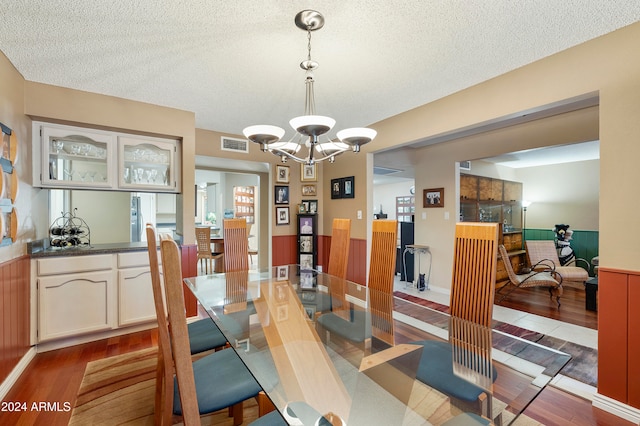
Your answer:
[317,219,397,350]
[145,225,229,425]
[196,226,223,274]
[327,218,351,279]
[412,222,500,418]
[160,236,264,425]
[223,218,249,272]
[496,244,563,307]
[147,225,228,355]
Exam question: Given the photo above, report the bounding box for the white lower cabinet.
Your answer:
[35,250,161,344]
[117,250,162,326]
[118,267,156,326]
[38,270,114,342]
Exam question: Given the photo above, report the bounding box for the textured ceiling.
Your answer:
[1,1,639,141]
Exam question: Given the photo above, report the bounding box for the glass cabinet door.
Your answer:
[118,136,177,191]
[478,201,501,223]
[42,126,115,188]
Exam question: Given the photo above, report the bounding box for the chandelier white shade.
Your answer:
[242,10,376,165]
[242,125,286,145]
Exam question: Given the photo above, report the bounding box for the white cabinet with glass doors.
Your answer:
[40,125,116,189]
[34,122,180,192]
[118,136,178,192]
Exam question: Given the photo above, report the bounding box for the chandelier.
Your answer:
[243,10,377,165]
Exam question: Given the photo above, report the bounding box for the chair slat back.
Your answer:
[450,316,494,392]
[195,227,212,255]
[368,220,398,293]
[370,287,395,345]
[223,218,249,272]
[327,218,351,279]
[450,222,499,327]
[145,224,174,426]
[160,236,201,424]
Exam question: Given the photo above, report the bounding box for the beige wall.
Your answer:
[339,23,639,288]
[373,181,414,220]
[517,159,599,230]
[0,51,43,263]
[23,81,198,244]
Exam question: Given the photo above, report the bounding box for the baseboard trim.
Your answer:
[0,347,37,401]
[593,393,640,424]
[36,322,157,353]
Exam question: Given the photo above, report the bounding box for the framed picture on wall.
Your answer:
[275,185,289,204]
[423,187,444,208]
[342,176,355,199]
[276,165,290,183]
[301,163,317,181]
[307,200,318,214]
[331,178,341,199]
[301,184,316,196]
[276,206,290,225]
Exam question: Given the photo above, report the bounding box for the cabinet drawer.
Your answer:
[117,251,160,269]
[37,254,113,276]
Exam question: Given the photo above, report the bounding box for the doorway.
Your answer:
[195,156,270,269]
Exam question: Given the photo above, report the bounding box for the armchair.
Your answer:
[525,240,589,289]
[496,244,563,308]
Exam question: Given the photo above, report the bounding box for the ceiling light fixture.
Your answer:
[243,10,376,165]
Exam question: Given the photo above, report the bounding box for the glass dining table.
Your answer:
[184,265,570,425]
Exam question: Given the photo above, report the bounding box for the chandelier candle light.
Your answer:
[243,10,377,165]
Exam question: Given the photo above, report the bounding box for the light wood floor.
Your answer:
[1,321,628,426]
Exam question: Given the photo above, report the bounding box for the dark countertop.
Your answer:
[29,240,154,258]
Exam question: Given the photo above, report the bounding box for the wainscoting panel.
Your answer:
[628,274,640,407]
[272,235,297,266]
[598,268,640,409]
[0,256,30,385]
[347,239,367,285]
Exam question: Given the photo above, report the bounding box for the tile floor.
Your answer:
[393,275,599,401]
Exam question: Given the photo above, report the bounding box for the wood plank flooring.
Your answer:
[1,319,627,425]
[495,285,598,330]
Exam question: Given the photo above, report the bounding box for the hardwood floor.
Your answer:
[0,330,158,426]
[495,284,598,330]
[1,315,625,425]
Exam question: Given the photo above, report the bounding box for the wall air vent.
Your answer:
[221,136,249,153]
[460,160,471,171]
[373,166,403,175]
